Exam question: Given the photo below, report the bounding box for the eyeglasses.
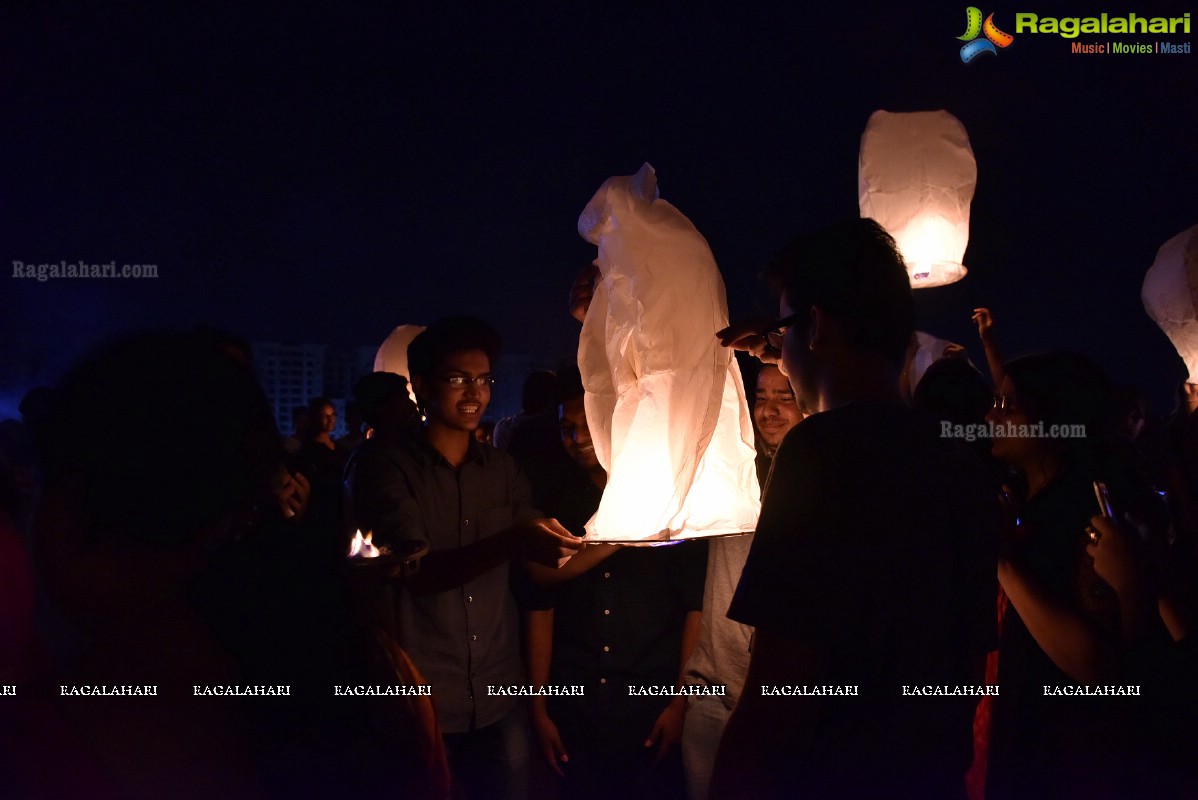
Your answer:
[992,394,1018,415]
[435,374,495,389]
[764,313,799,350]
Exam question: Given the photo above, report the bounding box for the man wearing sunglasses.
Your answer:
[710,219,999,800]
[347,315,579,800]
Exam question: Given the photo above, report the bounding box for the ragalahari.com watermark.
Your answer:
[13,260,158,281]
[941,421,1087,442]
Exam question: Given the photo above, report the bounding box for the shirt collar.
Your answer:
[409,428,489,469]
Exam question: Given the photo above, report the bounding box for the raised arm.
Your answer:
[971,307,1005,389]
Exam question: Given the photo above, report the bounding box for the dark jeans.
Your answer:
[444,703,531,800]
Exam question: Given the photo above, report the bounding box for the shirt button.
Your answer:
[603,645,610,653]
[603,572,611,579]
[464,519,470,526]
[600,678,607,685]
[467,596,473,603]
[603,609,610,616]
[470,634,478,641]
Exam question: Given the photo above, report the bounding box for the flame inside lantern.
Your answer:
[348,529,380,558]
[858,109,977,289]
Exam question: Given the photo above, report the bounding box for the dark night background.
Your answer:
[2,1,1195,420]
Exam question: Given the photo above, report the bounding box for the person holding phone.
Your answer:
[982,353,1177,800]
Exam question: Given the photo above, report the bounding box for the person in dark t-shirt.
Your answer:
[710,219,999,800]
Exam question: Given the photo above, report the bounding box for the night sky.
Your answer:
[3,2,1195,419]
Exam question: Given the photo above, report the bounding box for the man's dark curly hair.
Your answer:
[407,316,503,378]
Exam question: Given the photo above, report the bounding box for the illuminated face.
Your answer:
[754,365,803,451]
[986,376,1038,465]
[317,404,337,434]
[418,349,491,433]
[560,395,599,470]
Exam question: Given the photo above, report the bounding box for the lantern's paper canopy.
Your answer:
[576,163,761,543]
[909,331,959,393]
[1142,224,1198,381]
[374,324,425,404]
[858,110,977,288]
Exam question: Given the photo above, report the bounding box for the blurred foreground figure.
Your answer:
[711,219,999,800]
[19,330,448,800]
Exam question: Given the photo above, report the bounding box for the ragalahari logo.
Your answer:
[958,7,1015,62]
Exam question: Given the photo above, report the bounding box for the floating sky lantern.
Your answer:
[858,110,977,288]
[374,324,425,404]
[1142,224,1198,381]
[576,163,761,543]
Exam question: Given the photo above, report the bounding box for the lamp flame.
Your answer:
[348,529,380,558]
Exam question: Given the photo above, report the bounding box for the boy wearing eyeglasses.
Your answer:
[346,315,579,800]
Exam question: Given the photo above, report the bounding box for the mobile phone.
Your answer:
[1093,480,1115,519]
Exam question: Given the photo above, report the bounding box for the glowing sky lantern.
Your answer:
[1142,224,1198,381]
[373,324,425,404]
[858,110,977,288]
[577,163,761,543]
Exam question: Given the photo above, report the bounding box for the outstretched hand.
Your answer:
[518,518,582,567]
[716,317,780,365]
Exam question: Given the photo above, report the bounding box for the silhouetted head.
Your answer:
[764,218,914,411]
[987,352,1115,471]
[38,330,282,546]
[522,370,558,415]
[353,371,418,434]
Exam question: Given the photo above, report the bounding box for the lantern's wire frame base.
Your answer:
[908,262,967,289]
[584,530,754,547]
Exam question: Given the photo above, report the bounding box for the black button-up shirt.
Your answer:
[514,462,708,752]
[347,432,540,733]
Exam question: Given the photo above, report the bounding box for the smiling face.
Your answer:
[415,348,491,433]
[754,364,803,451]
[560,395,598,471]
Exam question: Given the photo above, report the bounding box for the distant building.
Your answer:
[253,342,326,436]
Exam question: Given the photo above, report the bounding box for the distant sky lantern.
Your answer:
[859,109,977,288]
[374,324,425,404]
[577,163,761,543]
[1142,224,1198,381]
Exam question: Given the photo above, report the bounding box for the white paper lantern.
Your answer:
[374,324,425,404]
[577,163,761,543]
[1142,224,1198,380]
[858,110,977,288]
[910,331,958,393]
